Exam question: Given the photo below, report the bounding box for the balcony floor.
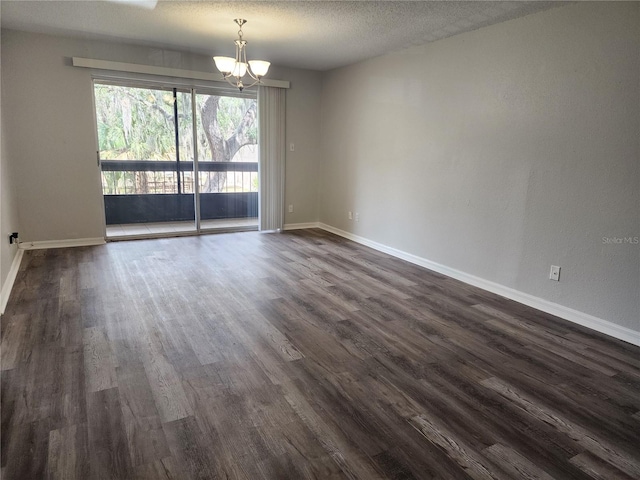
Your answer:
[106,218,258,239]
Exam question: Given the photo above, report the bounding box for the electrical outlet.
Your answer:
[355,212,360,222]
[289,143,295,152]
[348,211,353,220]
[549,265,561,281]
[288,204,294,213]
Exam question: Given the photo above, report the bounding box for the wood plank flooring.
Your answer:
[1,228,639,479]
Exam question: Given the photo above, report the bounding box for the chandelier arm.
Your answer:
[246,67,259,82]
[222,75,261,90]
[244,77,263,89]
[222,76,238,88]
[240,40,247,67]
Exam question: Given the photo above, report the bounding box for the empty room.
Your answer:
[1,1,639,479]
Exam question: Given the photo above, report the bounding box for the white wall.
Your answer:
[2,30,104,243]
[1,45,22,300]
[270,65,322,226]
[0,29,322,243]
[319,2,639,332]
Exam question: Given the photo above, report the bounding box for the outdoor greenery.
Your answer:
[94,84,258,195]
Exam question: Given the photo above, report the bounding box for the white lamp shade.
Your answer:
[248,60,270,77]
[213,56,236,74]
[233,61,248,77]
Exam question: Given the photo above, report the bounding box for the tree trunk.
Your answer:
[199,97,257,193]
[201,96,226,162]
[226,102,257,160]
[200,97,225,192]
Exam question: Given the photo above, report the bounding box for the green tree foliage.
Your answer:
[94,84,257,195]
[95,85,180,160]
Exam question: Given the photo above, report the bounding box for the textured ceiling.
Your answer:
[1,1,564,71]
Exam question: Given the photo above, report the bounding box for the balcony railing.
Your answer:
[101,160,258,225]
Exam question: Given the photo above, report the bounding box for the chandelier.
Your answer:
[213,19,270,92]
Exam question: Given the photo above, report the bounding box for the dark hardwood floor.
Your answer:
[1,228,639,479]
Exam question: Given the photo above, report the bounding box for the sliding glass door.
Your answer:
[193,92,259,231]
[94,81,258,238]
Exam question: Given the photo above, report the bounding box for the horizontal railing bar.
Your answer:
[101,160,258,172]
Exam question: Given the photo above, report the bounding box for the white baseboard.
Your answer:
[1,248,24,314]
[317,223,640,347]
[283,222,321,231]
[18,237,106,250]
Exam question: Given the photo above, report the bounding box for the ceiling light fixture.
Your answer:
[213,19,270,92]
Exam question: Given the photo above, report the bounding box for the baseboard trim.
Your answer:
[1,249,24,314]
[283,222,321,231]
[317,223,640,347]
[18,237,106,250]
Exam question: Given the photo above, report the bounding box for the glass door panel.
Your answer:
[95,83,195,238]
[193,92,259,231]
